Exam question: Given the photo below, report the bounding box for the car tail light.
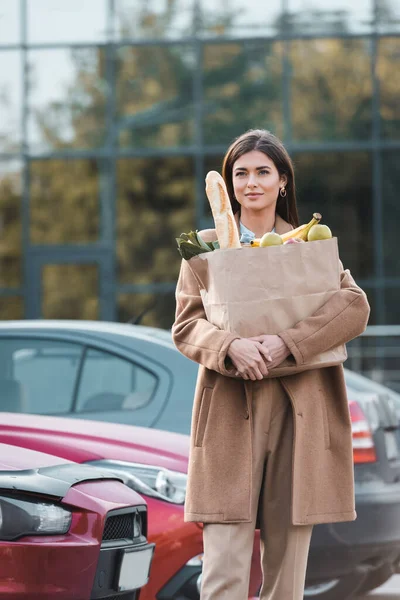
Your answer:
[349,399,377,464]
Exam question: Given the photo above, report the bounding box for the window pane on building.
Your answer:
[0,1,19,45]
[0,161,22,287]
[117,157,195,285]
[0,297,24,320]
[376,0,400,34]
[382,151,400,278]
[27,48,107,153]
[385,288,400,325]
[114,0,195,41]
[28,0,108,44]
[118,292,176,329]
[291,39,372,141]
[378,38,400,140]
[30,159,99,244]
[203,41,283,147]
[293,152,373,280]
[287,0,374,35]
[0,52,22,152]
[116,45,195,149]
[200,0,282,38]
[41,264,99,319]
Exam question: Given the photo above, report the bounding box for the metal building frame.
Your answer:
[0,0,399,322]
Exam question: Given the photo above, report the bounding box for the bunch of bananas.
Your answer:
[250,213,333,247]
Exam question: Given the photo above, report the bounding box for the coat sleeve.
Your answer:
[278,262,370,367]
[172,258,241,376]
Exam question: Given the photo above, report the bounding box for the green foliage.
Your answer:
[176,230,219,260]
[30,159,99,243]
[116,156,195,287]
[0,167,22,288]
[42,265,99,320]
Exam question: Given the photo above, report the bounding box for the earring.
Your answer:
[280,187,287,198]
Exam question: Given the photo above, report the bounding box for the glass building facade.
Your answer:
[0,0,399,327]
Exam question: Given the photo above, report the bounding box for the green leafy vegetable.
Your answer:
[176,230,219,260]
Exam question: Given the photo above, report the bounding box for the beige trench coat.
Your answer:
[172,213,371,526]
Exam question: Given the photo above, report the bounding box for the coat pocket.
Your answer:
[194,387,213,447]
[320,397,331,450]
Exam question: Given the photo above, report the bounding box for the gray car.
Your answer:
[0,320,196,431]
[1,320,400,600]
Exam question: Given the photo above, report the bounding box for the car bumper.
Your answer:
[306,479,400,582]
[0,480,151,599]
[0,543,142,600]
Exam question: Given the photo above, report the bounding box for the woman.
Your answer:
[172,129,370,600]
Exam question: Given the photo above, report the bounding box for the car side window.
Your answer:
[0,338,83,414]
[76,348,157,413]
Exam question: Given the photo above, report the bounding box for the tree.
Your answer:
[0,164,22,289]
[22,12,196,324]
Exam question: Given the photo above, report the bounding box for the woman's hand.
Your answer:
[248,334,291,370]
[227,338,272,381]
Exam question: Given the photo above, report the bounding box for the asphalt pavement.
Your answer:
[358,574,400,598]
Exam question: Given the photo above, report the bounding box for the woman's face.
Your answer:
[232,150,286,212]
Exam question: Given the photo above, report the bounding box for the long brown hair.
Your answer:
[222,129,299,228]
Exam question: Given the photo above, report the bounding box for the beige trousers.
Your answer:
[201,378,313,600]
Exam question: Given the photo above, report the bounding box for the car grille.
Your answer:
[103,513,134,541]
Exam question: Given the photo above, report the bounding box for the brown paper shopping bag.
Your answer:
[187,237,347,377]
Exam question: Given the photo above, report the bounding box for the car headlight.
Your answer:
[86,460,187,505]
[0,495,72,541]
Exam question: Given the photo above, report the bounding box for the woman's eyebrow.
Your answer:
[234,165,271,171]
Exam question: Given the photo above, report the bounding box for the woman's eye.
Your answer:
[259,169,269,175]
[235,171,246,177]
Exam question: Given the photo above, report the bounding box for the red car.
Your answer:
[0,414,261,600]
[0,441,154,600]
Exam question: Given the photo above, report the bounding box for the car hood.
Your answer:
[0,442,129,502]
[0,413,190,474]
[0,441,71,471]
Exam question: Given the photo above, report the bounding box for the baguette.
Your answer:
[205,171,241,249]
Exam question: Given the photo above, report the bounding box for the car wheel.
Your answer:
[303,571,367,600]
[356,562,395,595]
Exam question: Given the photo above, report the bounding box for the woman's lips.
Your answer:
[246,193,263,198]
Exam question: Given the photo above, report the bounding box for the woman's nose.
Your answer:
[247,173,258,188]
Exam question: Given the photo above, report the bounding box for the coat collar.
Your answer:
[234,211,293,236]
